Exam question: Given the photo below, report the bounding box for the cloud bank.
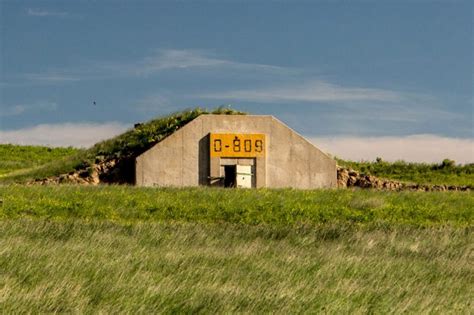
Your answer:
[0,122,129,148]
[310,135,474,164]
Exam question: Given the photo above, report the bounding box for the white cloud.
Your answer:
[27,8,68,17]
[199,80,401,103]
[310,135,474,164]
[21,49,288,83]
[101,49,287,77]
[0,102,58,117]
[0,122,129,148]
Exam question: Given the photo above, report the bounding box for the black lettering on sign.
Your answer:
[233,137,241,152]
[214,139,222,152]
[244,139,251,152]
[255,140,263,153]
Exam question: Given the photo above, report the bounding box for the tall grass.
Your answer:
[0,220,472,313]
[0,187,472,312]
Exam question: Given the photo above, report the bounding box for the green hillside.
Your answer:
[0,144,80,176]
[338,158,474,188]
[0,107,245,184]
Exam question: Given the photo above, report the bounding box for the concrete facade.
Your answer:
[135,115,337,189]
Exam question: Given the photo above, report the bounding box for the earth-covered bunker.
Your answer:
[135,114,336,189]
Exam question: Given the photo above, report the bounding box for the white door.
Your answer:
[236,165,253,188]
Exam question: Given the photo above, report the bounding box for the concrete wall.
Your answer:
[135,115,337,189]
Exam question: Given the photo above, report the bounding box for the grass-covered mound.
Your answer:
[0,107,245,184]
[0,107,472,188]
[338,158,474,188]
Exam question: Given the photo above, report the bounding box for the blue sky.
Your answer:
[1,1,473,162]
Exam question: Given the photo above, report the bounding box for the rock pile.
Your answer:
[27,159,118,186]
[337,166,470,192]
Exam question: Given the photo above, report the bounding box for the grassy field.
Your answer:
[1,186,472,226]
[0,144,80,176]
[0,219,472,313]
[338,158,474,188]
[0,187,472,313]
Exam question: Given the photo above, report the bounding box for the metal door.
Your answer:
[236,165,253,188]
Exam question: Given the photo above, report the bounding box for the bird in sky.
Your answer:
[93,101,96,105]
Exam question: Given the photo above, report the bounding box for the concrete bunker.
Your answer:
[135,115,337,189]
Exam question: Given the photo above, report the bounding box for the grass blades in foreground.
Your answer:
[0,220,472,313]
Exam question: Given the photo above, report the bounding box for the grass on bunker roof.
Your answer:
[0,107,245,184]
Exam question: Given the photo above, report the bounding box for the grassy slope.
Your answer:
[338,159,474,187]
[0,220,471,313]
[0,107,245,184]
[0,144,80,176]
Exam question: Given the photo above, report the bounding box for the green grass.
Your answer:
[0,220,472,313]
[0,107,245,184]
[338,158,474,188]
[0,144,80,176]
[0,186,472,227]
[0,187,472,312]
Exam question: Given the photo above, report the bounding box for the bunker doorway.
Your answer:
[224,165,236,187]
[223,164,254,188]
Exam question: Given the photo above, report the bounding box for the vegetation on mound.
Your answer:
[337,158,474,188]
[0,219,471,313]
[0,144,80,176]
[0,107,471,187]
[0,107,245,184]
[1,186,472,226]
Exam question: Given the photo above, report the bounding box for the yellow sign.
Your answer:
[210,133,265,158]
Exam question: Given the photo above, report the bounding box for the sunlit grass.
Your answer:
[0,220,472,313]
[0,186,472,226]
[338,158,474,188]
[0,186,472,312]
